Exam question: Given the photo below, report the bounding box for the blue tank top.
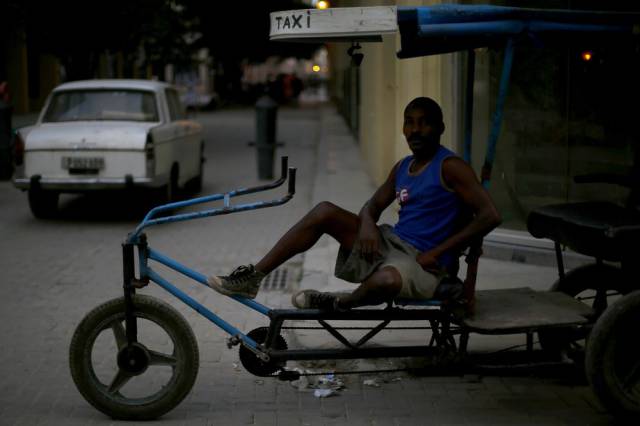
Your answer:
[393,146,461,268]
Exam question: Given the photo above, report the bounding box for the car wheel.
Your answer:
[163,166,180,204]
[28,188,59,219]
[185,143,204,195]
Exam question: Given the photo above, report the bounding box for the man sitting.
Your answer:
[208,97,501,311]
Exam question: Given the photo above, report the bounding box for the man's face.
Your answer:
[403,107,442,155]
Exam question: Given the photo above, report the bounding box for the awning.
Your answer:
[398,5,640,57]
[270,5,640,56]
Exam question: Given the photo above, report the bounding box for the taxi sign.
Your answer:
[269,6,398,42]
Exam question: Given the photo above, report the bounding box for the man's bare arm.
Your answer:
[357,162,399,258]
[417,157,501,269]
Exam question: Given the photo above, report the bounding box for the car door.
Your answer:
[165,88,199,184]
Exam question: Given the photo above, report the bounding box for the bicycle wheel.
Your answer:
[69,295,199,420]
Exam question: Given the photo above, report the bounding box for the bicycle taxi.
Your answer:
[69,4,640,420]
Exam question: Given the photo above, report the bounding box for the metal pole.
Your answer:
[482,37,515,189]
[463,49,476,164]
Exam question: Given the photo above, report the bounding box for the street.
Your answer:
[0,107,612,425]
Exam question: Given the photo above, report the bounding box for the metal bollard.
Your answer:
[255,94,278,180]
[0,100,12,180]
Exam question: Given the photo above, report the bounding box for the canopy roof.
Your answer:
[270,4,640,56]
[397,4,640,58]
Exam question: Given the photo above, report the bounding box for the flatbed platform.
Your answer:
[461,287,593,334]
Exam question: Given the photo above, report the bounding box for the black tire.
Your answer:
[586,290,640,417]
[69,295,199,420]
[239,327,287,377]
[28,188,59,218]
[538,263,631,358]
[165,165,180,203]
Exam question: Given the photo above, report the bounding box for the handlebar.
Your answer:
[128,156,297,243]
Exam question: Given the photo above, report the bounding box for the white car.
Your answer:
[13,79,204,218]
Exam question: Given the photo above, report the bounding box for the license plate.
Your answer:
[61,156,105,170]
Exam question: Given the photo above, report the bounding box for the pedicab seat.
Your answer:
[393,276,465,307]
[527,201,640,261]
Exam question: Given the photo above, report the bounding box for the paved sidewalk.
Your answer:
[0,104,611,425]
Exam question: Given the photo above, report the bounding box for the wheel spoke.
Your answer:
[623,361,640,392]
[107,369,133,394]
[110,321,127,351]
[148,350,177,367]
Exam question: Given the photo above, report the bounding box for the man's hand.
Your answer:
[416,250,442,273]
[357,221,382,262]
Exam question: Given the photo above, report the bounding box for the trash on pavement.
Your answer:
[290,368,311,391]
[318,373,344,390]
[314,389,338,398]
[363,379,380,387]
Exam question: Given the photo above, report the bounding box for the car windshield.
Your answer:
[43,89,159,123]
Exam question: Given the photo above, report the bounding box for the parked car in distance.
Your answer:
[13,79,204,218]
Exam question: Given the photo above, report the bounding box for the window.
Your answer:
[463,2,640,230]
[43,89,159,122]
[165,89,186,121]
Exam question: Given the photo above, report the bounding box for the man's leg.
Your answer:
[255,201,360,274]
[292,265,402,310]
[209,202,359,297]
[336,266,402,309]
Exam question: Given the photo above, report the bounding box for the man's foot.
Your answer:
[207,265,265,299]
[291,290,350,311]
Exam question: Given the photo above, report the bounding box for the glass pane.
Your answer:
[465,5,640,230]
[43,90,159,122]
[165,89,185,121]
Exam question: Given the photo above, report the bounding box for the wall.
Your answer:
[330,0,460,186]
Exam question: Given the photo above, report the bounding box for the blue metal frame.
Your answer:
[125,157,296,349]
[128,157,296,244]
[481,37,515,189]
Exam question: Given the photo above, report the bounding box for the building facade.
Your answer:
[329,0,640,236]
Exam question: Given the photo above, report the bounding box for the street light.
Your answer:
[316,1,329,10]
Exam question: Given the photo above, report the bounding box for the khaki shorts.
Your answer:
[334,224,443,299]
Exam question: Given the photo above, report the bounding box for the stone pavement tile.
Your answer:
[230,410,255,425]
[276,387,300,405]
[181,402,212,416]
[254,410,278,426]
[284,418,324,426]
[321,419,357,426]
[319,397,347,419]
[274,416,305,426]
[556,389,602,411]
[202,409,233,426]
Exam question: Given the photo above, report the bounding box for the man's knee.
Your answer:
[308,201,340,226]
[371,266,403,293]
